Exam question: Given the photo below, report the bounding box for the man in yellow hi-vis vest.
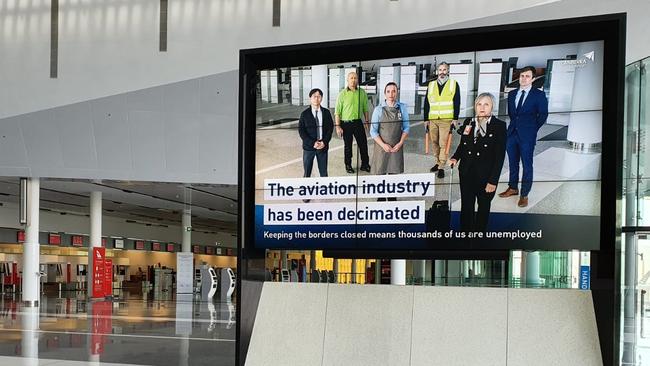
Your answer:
[423,62,460,179]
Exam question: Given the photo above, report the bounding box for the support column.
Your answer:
[87,191,102,297]
[351,259,357,284]
[177,205,195,294]
[21,306,39,365]
[524,251,542,287]
[332,259,338,283]
[280,250,288,270]
[412,260,426,285]
[434,260,445,285]
[447,260,461,286]
[390,260,406,285]
[375,259,381,284]
[182,208,191,253]
[309,251,316,271]
[23,178,40,307]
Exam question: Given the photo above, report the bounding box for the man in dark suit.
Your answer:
[298,88,334,180]
[498,66,549,208]
[449,93,506,232]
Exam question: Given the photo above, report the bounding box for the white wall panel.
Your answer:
[0,116,29,167]
[129,110,166,174]
[21,111,65,169]
[91,95,132,171]
[164,113,201,174]
[55,103,98,169]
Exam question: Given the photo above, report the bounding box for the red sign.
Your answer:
[92,248,106,298]
[192,245,200,254]
[49,233,61,245]
[152,242,161,251]
[167,243,174,252]
[71,235,83,247]
[104,259,113,297]
[135,241,145,250]
[17,231,25,243]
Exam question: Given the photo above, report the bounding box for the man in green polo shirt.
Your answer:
[335,71,371,174]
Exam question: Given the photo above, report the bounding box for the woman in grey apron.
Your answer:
[370,82,410,176]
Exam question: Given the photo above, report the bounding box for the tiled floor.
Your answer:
[0,292,236,366]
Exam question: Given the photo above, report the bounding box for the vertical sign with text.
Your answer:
[92,248,106,298]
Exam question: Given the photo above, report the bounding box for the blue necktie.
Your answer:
[516,90,526,113]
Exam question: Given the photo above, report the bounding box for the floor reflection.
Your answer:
[0,291,236,366]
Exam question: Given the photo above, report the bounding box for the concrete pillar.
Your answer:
[412,260,426,284]
[280,250,288,270]
[21,306,39,365]
[23,178,40,306]
[182,208,191,253]
[351,259,357,284]
[309,251,317,271]
[390,260,406,285]
[375,259,381,284]
[87,191,102,297]
[524,251,542,287]
[447,260,461,286]
[434,260,445,285]
[332,259,338,283]
[424,260,433,284]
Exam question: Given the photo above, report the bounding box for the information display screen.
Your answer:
[241,17,622,251]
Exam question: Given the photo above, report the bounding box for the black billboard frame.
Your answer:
[237,13,625,365]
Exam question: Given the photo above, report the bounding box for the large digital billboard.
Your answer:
[240,16,623,251]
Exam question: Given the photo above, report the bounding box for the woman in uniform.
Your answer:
[449,93,506,232]
[370,82,410,201]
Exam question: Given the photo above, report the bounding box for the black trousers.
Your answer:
[303,149,328,177]
[341,119,369,167]
[459,176,496,232]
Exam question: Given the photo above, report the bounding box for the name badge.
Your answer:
[463,125,472,135]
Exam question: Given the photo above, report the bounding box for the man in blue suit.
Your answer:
[498,66,548,208]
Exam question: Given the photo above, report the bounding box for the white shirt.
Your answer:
[474,116,492,139]
[515,85,532,108]
[312,107,323,140]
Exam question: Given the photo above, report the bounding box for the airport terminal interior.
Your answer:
[1,1,650,366]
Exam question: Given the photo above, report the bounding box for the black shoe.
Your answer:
[303,199,311,203]
[437,169,445,179]
[345,165,355,174]
[430,164,439,172]
[360,165,371,173]
[377,197,387,202]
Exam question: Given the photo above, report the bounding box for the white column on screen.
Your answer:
[524,251,542,287]
[311,65,328,107]
[390,259,406,285]
[412,260,426,284]
[567,41,603,147]
[434,260,445,285]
